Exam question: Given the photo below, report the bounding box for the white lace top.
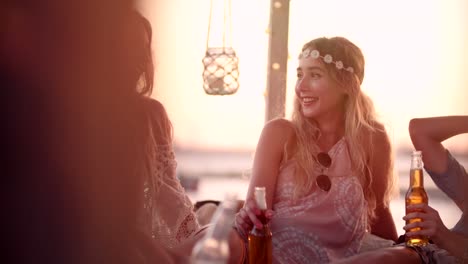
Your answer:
[140,143,200,248]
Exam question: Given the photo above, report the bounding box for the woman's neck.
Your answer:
[315,117,345,152]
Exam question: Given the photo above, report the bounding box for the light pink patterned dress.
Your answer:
[271,138,367,263]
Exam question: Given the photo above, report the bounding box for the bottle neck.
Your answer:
[258,210,269,225]
[253,187,269,229]
[410,154,423,170]
[410,168,424,188]
[410,153,424,188]
[207,207,235,241]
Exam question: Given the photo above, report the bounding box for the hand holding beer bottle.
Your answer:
[404,150,429,246]
[248,187,272,264]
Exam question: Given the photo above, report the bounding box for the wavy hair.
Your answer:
[289,37,394,225]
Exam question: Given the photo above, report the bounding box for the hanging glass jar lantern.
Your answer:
[202,0,239,95]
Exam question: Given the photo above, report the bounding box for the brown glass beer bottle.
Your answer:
[248,187,272,264]
[405,150,429,246]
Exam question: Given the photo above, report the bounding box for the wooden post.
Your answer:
[265,0,290,122]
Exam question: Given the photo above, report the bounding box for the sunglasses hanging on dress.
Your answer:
[316,152,332,192]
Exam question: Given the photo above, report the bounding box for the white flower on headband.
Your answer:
[299,48,354,74]
[310,50,320,59]
[336,61,343,69]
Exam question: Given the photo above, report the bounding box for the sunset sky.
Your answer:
[141,0,468,152]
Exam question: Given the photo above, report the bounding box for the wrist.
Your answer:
[435,229,456,252]
[233,221,247,241]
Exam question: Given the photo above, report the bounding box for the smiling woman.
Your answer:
[232,36,398,263]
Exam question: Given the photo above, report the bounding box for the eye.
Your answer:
[310,72,321,78]
[296,72,303,79]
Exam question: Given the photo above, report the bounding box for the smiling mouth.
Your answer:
[302,97,318,105]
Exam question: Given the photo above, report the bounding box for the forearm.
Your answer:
[409,116,468,173]
[371,206,398,242]
[409,116,468,144]
[437,231,468,260]
[368,128,397,241]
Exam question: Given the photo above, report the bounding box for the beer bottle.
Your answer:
[405,150,429,246]
[192,193,238,264]
[248,187,272,264]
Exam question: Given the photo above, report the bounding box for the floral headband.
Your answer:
[299,49,354,73]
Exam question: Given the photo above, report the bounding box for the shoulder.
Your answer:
[143,97,173,143]
[365,122,392,176]
[144,97,168,117]
[255,118,296,155]
[261,118,295,142]
[367,121,391,149]
[144,97,171,126]
[264,118,295,134]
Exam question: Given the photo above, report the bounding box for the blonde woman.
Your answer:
[235,37,397,263]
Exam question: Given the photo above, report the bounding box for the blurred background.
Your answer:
[140,0,467,236]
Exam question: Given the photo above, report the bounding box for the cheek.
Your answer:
[326,94,347,110]
[294,83,301,96]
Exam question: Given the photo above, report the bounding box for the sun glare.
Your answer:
[143,0,468,152]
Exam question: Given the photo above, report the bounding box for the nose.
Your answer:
[295,76,308,94]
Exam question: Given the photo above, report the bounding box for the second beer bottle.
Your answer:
[248,186,272,264]
[405,150,429,246]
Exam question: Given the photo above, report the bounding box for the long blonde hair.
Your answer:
[290,37,394,225]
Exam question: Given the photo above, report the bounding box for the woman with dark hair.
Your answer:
[126,12,201,248]
[128,12,247,263]
[1,1,186,263]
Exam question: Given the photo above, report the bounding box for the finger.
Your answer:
[244,199,261,215]
[238,208,253,226]
[406,229,433,238]
[244,207,263,229]
[236,213,247,226]
[236,210,252,235]
[406,203,426,210]
[403,211,429,220]
[243,199,264,226]
[235,211,252,235]
[407,203,437,214]
[241,222,251,231]
[265,210,274,219]
[403,221,428,231]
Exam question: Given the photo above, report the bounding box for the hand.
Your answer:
[234,198,274,238]
[403,203,450,244]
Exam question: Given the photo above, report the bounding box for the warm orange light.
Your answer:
[143,0,468,152]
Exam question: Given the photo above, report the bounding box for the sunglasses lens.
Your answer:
[317,152,332,168]
[316,174,331,192]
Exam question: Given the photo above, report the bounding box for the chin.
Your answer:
[301,110,318,119]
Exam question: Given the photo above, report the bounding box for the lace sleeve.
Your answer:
[144,144,200,248]
[176,213,199,243]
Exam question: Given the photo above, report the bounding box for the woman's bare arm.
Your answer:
[369,127,398,241]
[235,119,294,234]
[247,119,294,206]
[409,116,468,174]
